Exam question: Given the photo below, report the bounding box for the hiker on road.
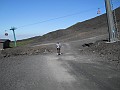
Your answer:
[56,42,61,55]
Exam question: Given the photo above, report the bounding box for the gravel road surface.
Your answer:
[0,43,120,90]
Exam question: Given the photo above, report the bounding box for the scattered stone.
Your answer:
[82,43,93,47]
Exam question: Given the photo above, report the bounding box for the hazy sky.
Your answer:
[0,0,120,40]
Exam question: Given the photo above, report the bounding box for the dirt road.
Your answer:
[0,43,120,90]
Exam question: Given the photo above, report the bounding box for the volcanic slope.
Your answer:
[30,7,120,44]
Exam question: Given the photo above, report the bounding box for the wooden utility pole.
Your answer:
[104,0,118,42]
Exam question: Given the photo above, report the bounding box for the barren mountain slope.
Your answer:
[32,7,120,43]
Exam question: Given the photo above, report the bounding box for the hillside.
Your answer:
[29,7,120,44]
[16,7,120,45]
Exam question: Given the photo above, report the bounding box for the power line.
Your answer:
[1,7,104,32]
[17,7,101,29]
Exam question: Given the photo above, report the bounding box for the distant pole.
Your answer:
[10,27,17,47]
[104,0,118,42]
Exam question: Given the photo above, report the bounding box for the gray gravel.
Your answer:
[0,42,120,90]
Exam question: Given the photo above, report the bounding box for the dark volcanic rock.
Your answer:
[83,40,120,65]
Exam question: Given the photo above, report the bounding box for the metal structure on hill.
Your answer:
[10,27,17,47]
[97,8,101,14]
[104,0,119,42]
[111,0,119,39]
[5,30,8,36]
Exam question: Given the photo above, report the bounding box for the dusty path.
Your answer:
[0,43,120,90]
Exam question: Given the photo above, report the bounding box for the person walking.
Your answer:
[56,42,61,55]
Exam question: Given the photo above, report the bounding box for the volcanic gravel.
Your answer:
[81,40,120,69]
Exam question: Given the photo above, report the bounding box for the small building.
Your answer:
[0,39,11,49]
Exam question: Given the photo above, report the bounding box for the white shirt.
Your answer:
[56,43,61,48]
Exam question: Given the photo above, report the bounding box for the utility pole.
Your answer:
[10,27,17,47]
[104,0,118,42]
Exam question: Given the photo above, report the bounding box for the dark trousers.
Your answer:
[57,48,60,54]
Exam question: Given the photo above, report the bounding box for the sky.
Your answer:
[0,0,120,40]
